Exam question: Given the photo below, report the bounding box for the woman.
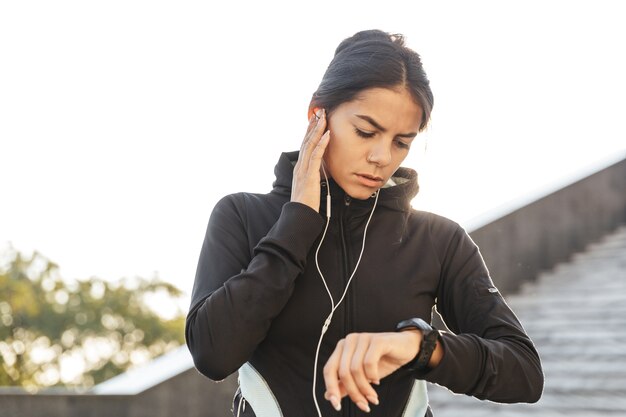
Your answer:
[186,29,543,416]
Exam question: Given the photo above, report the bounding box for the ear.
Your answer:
[307,106,320,121]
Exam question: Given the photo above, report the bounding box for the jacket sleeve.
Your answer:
[185,194,324,381]
[414,221,544,403]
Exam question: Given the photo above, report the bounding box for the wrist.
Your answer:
[428,339,444,369]
[395,318,442,371]
[398,329,422,364]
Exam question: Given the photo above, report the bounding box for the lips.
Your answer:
[355,173,384,187]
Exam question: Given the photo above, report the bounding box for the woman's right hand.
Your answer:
[291,108,330,212]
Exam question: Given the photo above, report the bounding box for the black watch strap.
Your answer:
[396,318,441,371]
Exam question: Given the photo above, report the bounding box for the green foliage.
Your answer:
[0,245,185,391]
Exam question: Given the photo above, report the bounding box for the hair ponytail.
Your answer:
[311,29,433,131]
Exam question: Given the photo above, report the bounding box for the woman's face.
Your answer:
[320,87,423,200]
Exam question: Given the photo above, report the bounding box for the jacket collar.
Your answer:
[272,151,419,213]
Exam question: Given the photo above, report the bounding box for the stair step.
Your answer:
[428,386,626,415]
[427,225,626,416]
[519,279,626,295]
[508,304,626,320]
[507,293,626,309]
[530,344,626,359]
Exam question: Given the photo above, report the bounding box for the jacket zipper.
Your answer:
[339,194,355,417]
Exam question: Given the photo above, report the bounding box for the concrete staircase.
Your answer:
[427,225,626,416]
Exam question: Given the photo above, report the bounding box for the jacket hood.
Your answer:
[271,151,419,213]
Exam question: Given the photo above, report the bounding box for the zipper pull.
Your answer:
[344,195,351,206]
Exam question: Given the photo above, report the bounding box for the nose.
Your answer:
[367,141,392,167]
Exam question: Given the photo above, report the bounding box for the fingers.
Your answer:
[323,339,343,411]
[310,130,330,170]
[298,113,316,157]
[324,334,380,413]
[304,108,322,138]
[291,108,330,211]
[299,109,322,153]
[322,332,420,412]
[347,335,380,410]
[299,109,327,167]
[362,342,382,386]
[338,336,367,411]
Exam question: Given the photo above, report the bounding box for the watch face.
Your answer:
[398,318,432,332]
[412,318,431,331]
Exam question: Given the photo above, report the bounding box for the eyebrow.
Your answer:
[354,114,417,139]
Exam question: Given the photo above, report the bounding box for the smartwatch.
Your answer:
[395,318,441,371]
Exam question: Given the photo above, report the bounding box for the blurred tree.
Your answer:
[0,244,185,391]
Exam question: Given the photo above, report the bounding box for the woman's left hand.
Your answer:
[323,331,421,413]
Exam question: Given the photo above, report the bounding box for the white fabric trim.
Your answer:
[238,362,283,417]
[382,177,398,188]
[238,361,427,417]
[401,380,429,417]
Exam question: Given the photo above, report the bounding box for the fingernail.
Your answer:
[366,395,379,406]
[316,108,324,118]
[357,401,371,413]
[329,395,341,411]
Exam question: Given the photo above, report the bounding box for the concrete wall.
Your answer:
[468,156,626,294]
[0,371,238,417]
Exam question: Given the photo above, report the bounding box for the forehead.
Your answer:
[339,87,423,132]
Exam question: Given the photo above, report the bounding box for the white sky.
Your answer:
[1,0,625,310]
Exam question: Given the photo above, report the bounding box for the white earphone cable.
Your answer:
[312,163,380,416]
[315,164,334,307]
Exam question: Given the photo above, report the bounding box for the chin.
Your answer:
[345,186,379,200]
[332,174,381,200]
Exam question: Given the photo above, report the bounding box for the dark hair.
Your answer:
[310,29,433,131]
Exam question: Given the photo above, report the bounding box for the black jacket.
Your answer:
[186,151,544,416]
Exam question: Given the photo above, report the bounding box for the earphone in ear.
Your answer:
[310,107,321,121]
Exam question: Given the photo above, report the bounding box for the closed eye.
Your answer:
[356,127,411,150]
[395,139,411,150]
[354,128,375,138]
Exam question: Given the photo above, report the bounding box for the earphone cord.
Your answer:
[312,164,380,417]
